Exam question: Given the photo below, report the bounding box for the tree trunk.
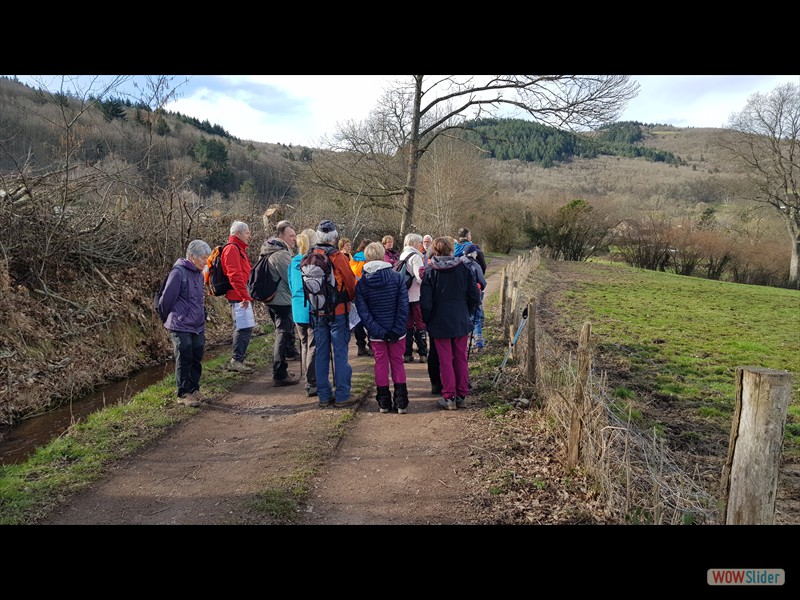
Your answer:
[399,77,423,239]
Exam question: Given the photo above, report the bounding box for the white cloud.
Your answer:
[168,75,393,146]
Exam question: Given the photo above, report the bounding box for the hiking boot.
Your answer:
[403,355,414,363]
[357,346,369,357]
[306,386,318,397]
[418,355,427,363]
[436,397,457,411]
[176,395,201,408]
[334,398,358,408]
[393,382,409,414]
[228,359,254,374]
[431,384,443,396]
[456,396,466,408]
[376,385,392,414]
[191,390,208,403]
[273,375,300,387]
[318,399,334,407]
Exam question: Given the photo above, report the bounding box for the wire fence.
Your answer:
[495,249,722,524]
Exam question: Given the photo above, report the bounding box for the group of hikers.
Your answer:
[156,218,488,413]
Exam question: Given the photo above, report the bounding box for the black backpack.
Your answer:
[300,245,340,318]
[154,264,188,323]
[248,253,280,303]
[393,254,415,289]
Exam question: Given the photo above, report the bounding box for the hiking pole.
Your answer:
[330,337,335,390]
[492,306,529,387]
[467,313,476,361]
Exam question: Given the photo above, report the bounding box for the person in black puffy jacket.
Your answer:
[420,236,481,411]
[355,242,410,414]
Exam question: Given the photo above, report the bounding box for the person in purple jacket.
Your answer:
[158,239,212,408]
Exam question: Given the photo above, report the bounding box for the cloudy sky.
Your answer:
[11,74,800,147]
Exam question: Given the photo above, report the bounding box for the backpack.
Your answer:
[300,246,340,318]
[393,253,415,289]
[247,253,279,303]
[154,265,188,323]
[204,242,239,297]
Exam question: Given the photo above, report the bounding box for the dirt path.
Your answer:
[40,258,511,526]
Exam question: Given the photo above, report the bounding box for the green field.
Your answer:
[550,259,800,452]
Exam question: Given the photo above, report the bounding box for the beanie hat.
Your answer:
[317,219,336,233]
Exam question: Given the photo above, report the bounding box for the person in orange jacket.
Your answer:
[349,238,373,356]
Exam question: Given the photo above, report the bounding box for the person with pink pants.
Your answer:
[354,242,410,413]
[420,236,481,410]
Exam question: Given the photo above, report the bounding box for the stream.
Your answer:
[0,343,230,466]
[0,361,174,466]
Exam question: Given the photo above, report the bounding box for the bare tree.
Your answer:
[309,75,640,238]
[720,82,800,287]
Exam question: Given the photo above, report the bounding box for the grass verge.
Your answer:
[0,332,277,525]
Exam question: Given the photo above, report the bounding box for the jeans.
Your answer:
[433,335,470,399]
[170,330,205,397]
[312,313,352,403]
[268,304,294,381]
[371,339,407,387]
[296,322,317,388]
[471,291,485,347]
[230,302,253,363]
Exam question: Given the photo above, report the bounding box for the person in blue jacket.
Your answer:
[289,228,318,397]
[355,242,410,414]
[158,239,212,407]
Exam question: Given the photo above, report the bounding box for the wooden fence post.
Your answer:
[526,298,536,383]
[499,267,507,331]
[567,322,592,469]
[720,367,792,524]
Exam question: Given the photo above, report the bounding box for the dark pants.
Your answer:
[268,304,294,381]
[427,337,441,389]
[353,322,370,350]
[229,302,253,363]
[405,301,428,358]
[170,330,205,397]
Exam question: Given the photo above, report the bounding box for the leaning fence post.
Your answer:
[526,298,536,383]
[720,367,792,524]
[567,322,592,469]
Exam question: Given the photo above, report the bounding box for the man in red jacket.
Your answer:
[222,220,255,373]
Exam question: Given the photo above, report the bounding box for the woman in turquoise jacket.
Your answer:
[289,228,317,397]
